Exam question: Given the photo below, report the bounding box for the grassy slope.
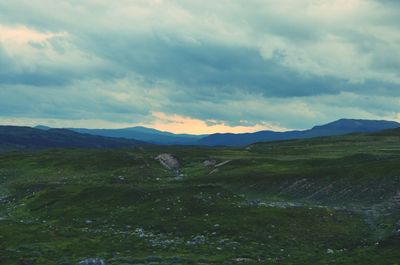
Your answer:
[0,132,399,264]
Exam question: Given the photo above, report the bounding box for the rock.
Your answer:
[246,199,263,206]
[134,227,146,237]
[155,153,180,171]
[186,235,206,245]
[327,249,334,254]
[113,175,128,184]
[232,257,255,263]
[173,174,185,180]
[76,258,105,265]
[203,159,217,167]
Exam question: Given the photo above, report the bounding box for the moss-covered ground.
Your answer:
[1,133,400,264]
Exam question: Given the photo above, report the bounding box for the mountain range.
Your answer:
[36,125,206,145]
[0,126,145,152]
[0,118,399,152]
[197,119,400,146]
[36,118,400,146]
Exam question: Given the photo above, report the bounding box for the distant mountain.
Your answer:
[35,125,52,130]
[32,119,400,147]
[372,127,400,136]
[36,125,206,145]
[307,119,400,135]
[196,119,400,146]
[0,126,146,152]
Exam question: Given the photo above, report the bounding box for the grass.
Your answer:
[1,132,400,264]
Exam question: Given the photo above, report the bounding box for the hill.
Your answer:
[372,127,400,136]
[37,125,206,145]
[197,119,400,146]
[0,130,399,264]
[35,119,400,147]
[0,126,146,152]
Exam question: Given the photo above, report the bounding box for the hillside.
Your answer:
[37,125,206,145]
[372,127,400,136]
[0,126,146,152]
[197,119,400,146]
[35,119,400,147]
[0,130,399,264]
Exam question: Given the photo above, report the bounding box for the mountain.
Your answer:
[197,119,400,146]
[34,125,52,130]
[33,119,400,147]
[307,119,400,135]
[372,127,400,136]
[0,126,146,152]
[2,125,400,264]
[36,126,206,145]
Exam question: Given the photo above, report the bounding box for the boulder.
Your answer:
[76,258,105,265]
[203,159,217,167]
[155,153,180,170]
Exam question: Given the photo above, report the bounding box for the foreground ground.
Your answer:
[1,132,400,264]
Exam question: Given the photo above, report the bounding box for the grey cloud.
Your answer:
[0,0,399,129]
[83,33,361,98]
[0,82,151,121]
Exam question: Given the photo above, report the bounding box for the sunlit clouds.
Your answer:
[0,0,399,133]
[145,112,286,134]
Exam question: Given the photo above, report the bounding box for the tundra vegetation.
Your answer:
[1,130,400,264]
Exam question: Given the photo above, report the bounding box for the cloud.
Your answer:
[0,0,399,132]
[0,24,120,86]
[145,112,282,134]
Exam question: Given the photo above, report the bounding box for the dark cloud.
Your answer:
[0,0,399,129]
[81,33,391,99]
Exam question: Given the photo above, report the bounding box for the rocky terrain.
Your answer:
[0,131,400,264]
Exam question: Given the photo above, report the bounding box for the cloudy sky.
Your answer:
[0,0,399,134]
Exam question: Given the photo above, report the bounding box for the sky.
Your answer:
[0,0,399,134]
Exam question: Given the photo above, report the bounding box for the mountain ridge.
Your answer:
[36,125,207,145]
[0,126,146,152]
[29,118,400,147]
[197,119,400,146]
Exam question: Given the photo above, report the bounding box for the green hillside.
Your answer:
[1,132,400,264]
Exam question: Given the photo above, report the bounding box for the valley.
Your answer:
[1,130,400,264]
